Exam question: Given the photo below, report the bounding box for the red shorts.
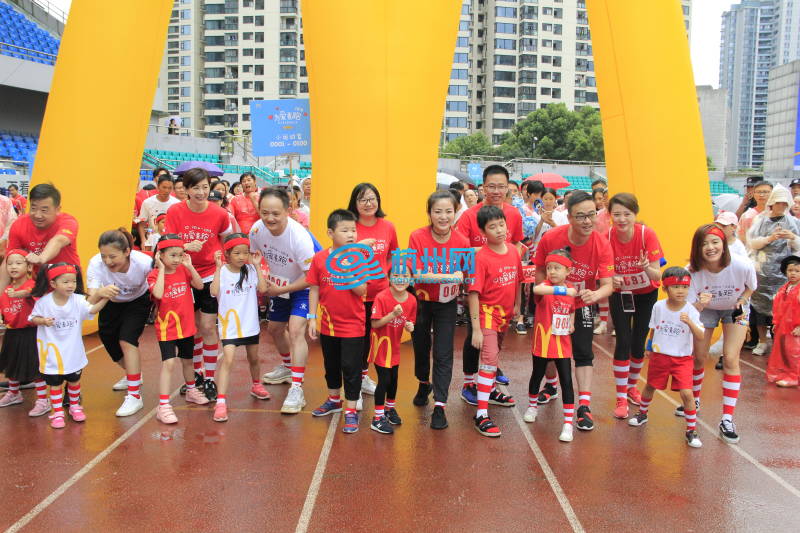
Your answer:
[646,352,693,391]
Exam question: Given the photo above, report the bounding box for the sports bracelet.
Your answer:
[306,313,317,319]
[553,286,567,296]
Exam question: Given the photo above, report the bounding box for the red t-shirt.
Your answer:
[147,265,197,341]
[134,188,157,220]
[0,279,36,329]
[532,281,575,359]
[306,249,366,338]
[534,225,614,309]
[369,287,417,368]
[7,213,81,267]
[165,201,231,279]
[455,202,524,247]
[408,226,470,303]
[608,224,664,294]
[356,218,399,301]
[229,193,260,234]
[468,244,522,332]
[11,195,26,214]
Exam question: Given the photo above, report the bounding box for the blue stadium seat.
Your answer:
[0,1,59,64]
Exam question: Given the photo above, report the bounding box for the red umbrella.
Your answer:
[524,172,570,189]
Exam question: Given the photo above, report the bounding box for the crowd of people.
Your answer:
[0,164,796,449]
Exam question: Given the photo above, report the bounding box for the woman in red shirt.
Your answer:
[229,172,260,235]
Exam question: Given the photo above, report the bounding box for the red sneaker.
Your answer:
[213,402,229,422]
[250,382,271,400]
[613,397,629,419]
[627,387,643,406]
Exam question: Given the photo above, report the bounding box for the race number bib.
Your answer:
[268,273,291,299]
[438,283,459,304]
[552,314,570,336]
[620,271,650,290]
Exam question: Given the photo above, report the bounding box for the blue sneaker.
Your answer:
[343,412,359,433]
[460,384,478,406]
[496,374,510,386]
[312,399,343,417]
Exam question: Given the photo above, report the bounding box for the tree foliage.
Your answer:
[442,132,497,158]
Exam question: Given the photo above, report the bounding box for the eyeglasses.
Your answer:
[358,197,378,205]
[485,184,508,192]
[572,211,597,222]
[754,190,771,196]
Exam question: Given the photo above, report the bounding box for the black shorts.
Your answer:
[221,334,260,347]
[192,281,218,314]
[98,293,151,362]
[571,306,595,368]
[159,337,194,361]
[43,370,82,386]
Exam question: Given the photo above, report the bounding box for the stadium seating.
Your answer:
[144,149,221,164]
[0,131,37,163]
[0,1,60,65]
[709,180,738,196]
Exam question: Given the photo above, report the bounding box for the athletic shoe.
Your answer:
[356,392,364,411]
[0,380,34,391]
[515,322,527,335]
[156,404,178,424]
[752,342,771,356]
[559,423,574,442]
[361,374,377,395]
[776,379,799,387]
[203,379,218,402]
[181,371,204,395]
[674,399,699,417]
[496,368,510,386]
[112,377,128,391]
[370,416,394,434]
[115,394,144,417]
[386,407,402,425]
[179,384,187,395]
[312,399,343,417]
[250,383,271,400]
[262,364,292,385]
[627,387,643,406]
[719,419,740,444]
[213,403,228,422]
[686,430,703,448]
[342,412,359,434]
[28,398,51,417]
[68,404,86,422]
[412,382,431,406]
[430,405,448,429]
[0,391,23,407]
[185,387,210,405]
[576,405,594,431]
[49,414,65,429]
[742,340,758,350]
[523,407,538,423]
[593,322,607,335]
[715,357,723,370]
[460,384,478,406]
[489,388,515,407]
[474,414,501,437]
[613,398,629,419]
[280,385,306,414]
[628,411,648,426]
[537,384,559,405]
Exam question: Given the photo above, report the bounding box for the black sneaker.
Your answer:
[715,356,723,370]
[474,414,501,437]
[430,405,448,429]
[62,387,70,408]
[576,405,594,431]
[686,430,703,448]
[515,322,527,335]
[203,379,218,402]
[386,407,402,425]
[179,384,188,395]
[489,388,515,407]
[370,416,394,434]
[627,411,648,426]
[194,371,205,389]
[537,383,559,405]
[412,382,431,406]
[719,419,740,444]
[674,399,700,417]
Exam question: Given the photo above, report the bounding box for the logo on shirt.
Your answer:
[326,244,385,290]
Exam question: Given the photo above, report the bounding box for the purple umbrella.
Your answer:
[173,161,224,176]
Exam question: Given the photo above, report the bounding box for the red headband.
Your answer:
[705,226,726,242]
[155,213,167,223]
[47,264,77,281]
[545,254,573,268]
[662,275,691,287]
[157,238,184,251]
[223,237,250,251]
[5,249,27,260]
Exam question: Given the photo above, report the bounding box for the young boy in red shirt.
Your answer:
[468,205,522,437]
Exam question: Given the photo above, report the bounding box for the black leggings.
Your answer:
[319,335,363,401]
[462,318,480,375]
[361,301,373,372]
[412,299,457,403]
[374,365,399,407]
[609,289,658,362]
[529,357,574,405]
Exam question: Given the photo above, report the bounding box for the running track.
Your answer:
[2,325,799,532]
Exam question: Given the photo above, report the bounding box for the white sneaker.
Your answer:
[263,364,292,385]
[752,342,771,356]
[280,385,306,414]
[361,375,376,395]
[115,394,144,417]
[523,407,537,423]
[112,377,128,391]
[559,423,574,442]
[356,392,363,411]
[593,322,607,335]
[709,338,724,355]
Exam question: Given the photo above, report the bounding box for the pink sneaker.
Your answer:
[213,402,228,422]
[613,397,629,419]
[49,414,65,429]
[28,398,51,417]
[185,387,210,405]
[156,404,178,424]
[250,383,271,400]
[627,387,643,406]
[68,404,86,422]
[0,391,23,407]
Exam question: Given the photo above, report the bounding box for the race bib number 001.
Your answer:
[552,314,570,336]
[438,283,459,304]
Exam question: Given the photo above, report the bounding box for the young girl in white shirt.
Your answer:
[29,263,109,429]
[210,233,269,422]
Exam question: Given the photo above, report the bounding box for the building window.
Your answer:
[180,9,190,19]
[181,56,191,66]
[494,70,515,82]
[205,67,225,78]
[180,24,191,34]
[243,32,253,40]
[168,103,179,111]
[519,87,537,100]
[180,102,191,112]
[454,52,469,63]
[280,65,297,79]
[494,54,516,66]
[519,70,536,84]
[255,32,264,43]
[448,84,468,96]
[255,81,264,91]
[459,20,471,31]
[540,87,551,96]
[279,81,296,95]
[493,86,515,98]
[206,51,224,62]
[493,119,515,130]
[456,36,469,47]
[180,71,191,81]
[255,48,264,59]
[255,15,264,26]
[495,22,516,34]
[242,81,253,89]
[493,102,515,114]
[494,39,516,50]
[495,6,517,18]
[446,117,468,128]
[300,83,308,93]
[181,87,191,97]
[206,36,224,46]
[243,16,253,23]
[280,48,297,62]
[168,56,179,65]
[446,100,468,112]
[225,49,238,62]
[256,65,264,75]
[181,40,191,50]
[243,48,254,56]
[451,69,468,80]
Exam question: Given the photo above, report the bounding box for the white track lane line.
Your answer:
[294,412,340,533]
[593,341,800,500]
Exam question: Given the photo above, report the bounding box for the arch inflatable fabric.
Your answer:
[29,0,174,332]
[587,0,712,267]
[302,0,463,246]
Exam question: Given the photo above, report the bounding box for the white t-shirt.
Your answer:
[29,293,95,375]
[217,264,260,340]
[86,250,152,302]
[649,300,703,357]
[688,254,757,310]
[146,232,161,250]
[249,217,315,299]
[729,238,747,258]
[138,195,180,226]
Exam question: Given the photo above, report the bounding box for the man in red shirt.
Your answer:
[534,190,614,431]
[8,184,26,214]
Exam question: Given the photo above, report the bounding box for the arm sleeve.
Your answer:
[371,296,386,319]
[510,210,524,243]
[644,226,665,262]
[86,257,103,289]
[687,273,699,304]
[79,295,95,321]
[468,257,485,294]
[296,233,316,273]
[164,205,179,235]
[56,215,78,244]
[28,297,44,321]
[597,239,615,279]
[744,260,758,291]
[648,304,659,329]
[6,220,22,250]
[305,255,320,286]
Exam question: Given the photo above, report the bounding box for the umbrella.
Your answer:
[437,172,460,187]
[524,172,570,189]
[173,161,224,176]
[437,168,475,186]
[712,193,742,214]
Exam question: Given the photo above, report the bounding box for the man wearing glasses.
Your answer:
[738,181,773,244]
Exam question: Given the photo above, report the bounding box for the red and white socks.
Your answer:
[639,396,652,415]
[217,394,227,405]
[193,337,204,375]
[476,365,496,418]
[722,373,741,422]
[290,366,305,386]
[159,394,170,406]
[434,401,446,408]
[685,409,697,431]
[127,373,141,399]
[463,373,475,388]
[34,379,48,401]
[544,375,558,391]
[692,368,704,404]
[628,358,644,388]
[280,352,291,369]
[374,404,385,421]
[528,393,538,411]
[328,393,341,405]
[385,398,396,411]
[563,403,575,425]
[50,387,64,417]
[613,361,629,399]
[578,390,591,408]
[203,343,218,381]
[7,380,19,394]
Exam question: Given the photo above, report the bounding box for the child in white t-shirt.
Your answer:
[145,213,167,252]
[628,266,706,448]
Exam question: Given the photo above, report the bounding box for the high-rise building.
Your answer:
[764,59,800,180]
[697,85,729,171]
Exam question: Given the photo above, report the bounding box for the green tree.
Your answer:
[498,104,604,161]
[442,132,497,158]
[707,155,716,171]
